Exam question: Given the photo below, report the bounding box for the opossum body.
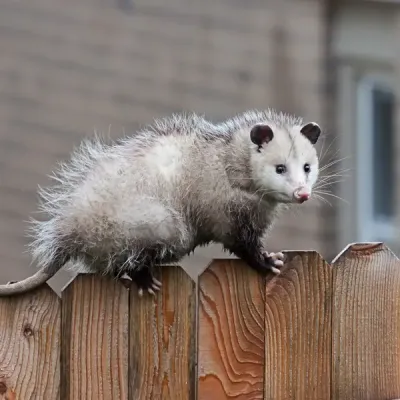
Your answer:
[0,109,321,296]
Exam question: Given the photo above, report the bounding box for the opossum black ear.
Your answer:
[300,122,321,144]
[250,124,274,148]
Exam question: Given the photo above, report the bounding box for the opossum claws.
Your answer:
[138,280,162,296]
[262,251,285,274]
[136,280,162,297]
[130,267,162,296]
[149,278,162,293]
[152,278,162,287]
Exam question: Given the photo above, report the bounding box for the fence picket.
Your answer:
[129,266,196,400]
[60,274,129,399]
[0,285,60,399]
[198,259,265,399]
[263,251,332,400]
[332,243,400,400]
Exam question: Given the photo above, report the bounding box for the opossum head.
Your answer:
[249,122,321,204]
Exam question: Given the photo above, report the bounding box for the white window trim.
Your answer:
[356,73,395,242]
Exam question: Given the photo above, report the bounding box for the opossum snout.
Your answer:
[293,187,310,203]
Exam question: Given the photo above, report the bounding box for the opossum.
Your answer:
[0,109,321,296]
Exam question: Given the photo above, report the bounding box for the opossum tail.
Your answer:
[0,215,73,296]
[0,263,66,296]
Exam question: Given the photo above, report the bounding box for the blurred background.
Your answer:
[0,0,398,293]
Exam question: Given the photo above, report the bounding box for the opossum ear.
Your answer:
[250,124,274,148]
[300,122,321,144]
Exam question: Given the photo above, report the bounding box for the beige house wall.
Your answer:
[333,1,400,256]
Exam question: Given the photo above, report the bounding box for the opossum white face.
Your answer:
[249,122,321,204]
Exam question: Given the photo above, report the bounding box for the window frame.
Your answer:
[355,73,396,242]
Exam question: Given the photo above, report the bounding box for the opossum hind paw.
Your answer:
[131,268,162,297]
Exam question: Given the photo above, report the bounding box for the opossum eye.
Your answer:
[304,163,311,173]
[275,164,286,174]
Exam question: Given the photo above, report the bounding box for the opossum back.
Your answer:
[53,151,188,247]
[31,132,199,267]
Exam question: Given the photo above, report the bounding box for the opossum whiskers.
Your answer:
[311,193,333,207]
[312,174,349,205]
[317,134,340,165]
[313,190,349,205]
[309,141,351,206]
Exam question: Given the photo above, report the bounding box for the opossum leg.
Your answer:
[225,240,285,276]
[128,267,162,297]
[111,261,161,295]
[112,256,165,296]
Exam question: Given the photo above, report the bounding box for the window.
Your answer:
[356,75,396,242]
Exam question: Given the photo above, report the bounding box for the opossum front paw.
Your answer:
[131,268,162,297]
[262,251,285,274]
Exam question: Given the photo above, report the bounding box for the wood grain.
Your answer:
[0,285,60,399]
[332,243,400,400]
[264,251,332,400]
[129,266,196,400]
[198,259,265,399]
[61,274,129,399]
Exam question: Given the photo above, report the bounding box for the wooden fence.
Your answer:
[0,242,400,399]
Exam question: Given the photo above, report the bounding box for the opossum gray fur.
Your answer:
[0,109,321,296]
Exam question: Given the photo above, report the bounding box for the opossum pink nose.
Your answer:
[293,188,310,203]
[299,193,309,202]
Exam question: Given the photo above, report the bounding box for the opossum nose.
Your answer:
[293,188,310,203]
